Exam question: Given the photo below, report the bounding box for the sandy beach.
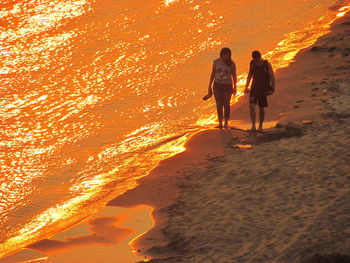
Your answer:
[2,7,350,263]
[122,11,350,263]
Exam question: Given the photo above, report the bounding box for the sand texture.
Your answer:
[141,12,350,263]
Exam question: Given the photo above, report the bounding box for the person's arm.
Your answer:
[231,61,237,95]
[268,62,275,90]
[244,67,253,94]
[208,61,216,94]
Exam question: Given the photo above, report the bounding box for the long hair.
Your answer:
[220,47,232,67]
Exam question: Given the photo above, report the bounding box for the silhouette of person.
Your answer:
[207,47,237,129]
[244,50,275,131]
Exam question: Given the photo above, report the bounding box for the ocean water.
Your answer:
[0,0,348,257]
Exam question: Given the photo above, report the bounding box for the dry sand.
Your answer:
[132,12,350,263]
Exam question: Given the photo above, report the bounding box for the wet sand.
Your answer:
[128,11,350,263]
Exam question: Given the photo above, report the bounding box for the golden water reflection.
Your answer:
[1,0,348,260]
[235,144,253,150]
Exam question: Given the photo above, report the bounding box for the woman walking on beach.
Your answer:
[207,47,237,129]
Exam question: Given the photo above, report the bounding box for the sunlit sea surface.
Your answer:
[0,0,349,257]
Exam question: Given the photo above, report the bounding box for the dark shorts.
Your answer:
[249,92,268,107]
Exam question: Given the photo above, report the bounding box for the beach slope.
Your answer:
[142,12,350,263]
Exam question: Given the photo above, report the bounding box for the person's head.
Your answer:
[252,50,262,60]
[220,47,232,66]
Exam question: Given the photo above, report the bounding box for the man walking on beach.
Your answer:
[244,50,275,131]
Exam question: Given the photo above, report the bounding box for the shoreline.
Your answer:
[133,11,350,262]
[1,7,349,263]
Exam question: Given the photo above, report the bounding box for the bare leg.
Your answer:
[224,118,229,129]
[249,103,256,131]
[215,103,223,128]
[258,107,265,131]
[216,116,223,128]
[213,85,224,129]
